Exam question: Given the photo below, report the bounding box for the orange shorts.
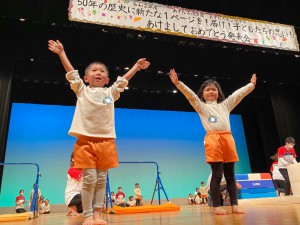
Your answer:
[73,136,118,170]
[204,131,239,163]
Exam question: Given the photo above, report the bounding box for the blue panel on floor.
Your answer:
[239,187,276,194]
[237,180,275,188]
[235,174,249,180]
[238,192,277,199]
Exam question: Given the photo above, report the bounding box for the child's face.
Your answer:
[285,142,295,150]
[203,84,218,102]
[84,63,109,87]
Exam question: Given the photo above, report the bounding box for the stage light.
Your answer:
[194,74,198,77]
[172,89,177,93]
[124,67,129,71]
[19,18,26,22]
[30,58,34,62]
[137,34,146,40]
[157,71,164,76]
[125,86,129,90]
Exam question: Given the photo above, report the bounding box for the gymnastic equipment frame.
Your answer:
[0,162,40,218]
[105,161,170,211]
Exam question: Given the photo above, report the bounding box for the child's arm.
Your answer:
[169,68,203,114]
[224,73,256,111]
[122,58,150,81]
[48,40,74,72]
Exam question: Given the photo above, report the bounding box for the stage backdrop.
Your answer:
[0,103,251,206]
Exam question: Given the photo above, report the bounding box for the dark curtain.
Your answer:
[0,54,14,191]
[269,84,300,155]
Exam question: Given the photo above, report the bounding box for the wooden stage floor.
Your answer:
[1,196,300,225]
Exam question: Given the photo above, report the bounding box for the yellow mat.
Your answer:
[0,212,30,222]
[107,203,180,214]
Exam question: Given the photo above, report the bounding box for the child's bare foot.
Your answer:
[83,216,96,225]
[93,210,107,225]
[232,205,246,214]
[214,206,229,215]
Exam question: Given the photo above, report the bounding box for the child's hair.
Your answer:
[129,196,133,200]
[118,187,122,190]
[270,153,278,162]
[197,79,225,103]
[285,137,295,144]
[85,61,109,75]
[135,183,139,186]
[201,181,204,185]
[19,189,24,194]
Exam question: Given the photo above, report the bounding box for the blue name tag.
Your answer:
[103,96,112,104]
[208,115,217,123]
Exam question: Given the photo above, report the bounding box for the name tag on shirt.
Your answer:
[208,115,217,123]
[103,96,112,104]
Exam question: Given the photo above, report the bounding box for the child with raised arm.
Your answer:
[48,40,150,225]
[169,69,256,215]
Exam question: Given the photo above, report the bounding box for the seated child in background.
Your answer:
[39,199,50,214]
[116,187,126,207]
[15,190,27,213]
[195,192,201,204]
[188,193,196,205]
[110,192,115,203]
[126,196,136,207]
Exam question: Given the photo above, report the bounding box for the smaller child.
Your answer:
[188,193,195,205]
[115,187,126,207]
[134,183,143,206]
[126,196,136,207]
[39,199,50,214]
[15,190,27,213]
[200,181,208,204]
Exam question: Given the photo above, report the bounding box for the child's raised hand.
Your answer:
[251,73,257,86]
[136,58,150,70]
[48,40,64,54]
[169,69,179,85]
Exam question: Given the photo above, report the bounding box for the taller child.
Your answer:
[169,69,256,215]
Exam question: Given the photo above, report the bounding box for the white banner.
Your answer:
[69,0,299,51]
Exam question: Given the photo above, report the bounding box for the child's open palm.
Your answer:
[48,40,64,54]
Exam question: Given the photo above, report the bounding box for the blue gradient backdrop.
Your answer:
[0,103,251,206]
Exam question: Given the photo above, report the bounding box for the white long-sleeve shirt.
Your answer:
[66,70,128,138]
[176,82,255,132]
